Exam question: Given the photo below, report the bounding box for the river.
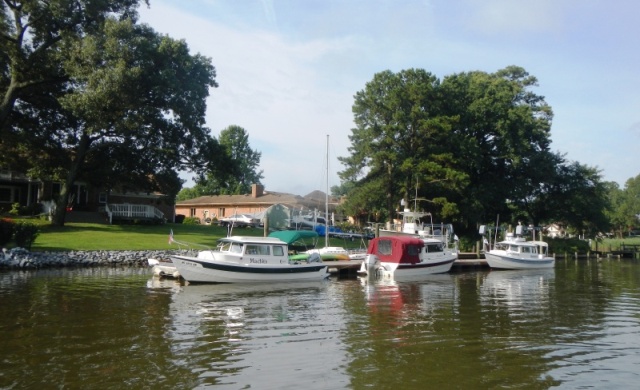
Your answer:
[1,259,639,389]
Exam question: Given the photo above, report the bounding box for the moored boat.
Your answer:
[480,224,555,270]
[170,236,329,283]
[359,235,456,280]
[148,258,181,278]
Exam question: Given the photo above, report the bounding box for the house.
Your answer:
[175,184,340,224]
[0,168,174,222]
[545,223,566,238]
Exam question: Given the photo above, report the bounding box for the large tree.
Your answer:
[338,69,467,223]
[185,125,263,197]
[0,0,143,131]
[1,4,225,226]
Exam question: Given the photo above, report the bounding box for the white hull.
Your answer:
[170,255,329,283]
[484,252,554,270]
[360,253,456,280]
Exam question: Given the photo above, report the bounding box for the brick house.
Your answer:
[175,184,339,224]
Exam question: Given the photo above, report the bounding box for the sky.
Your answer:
[138,0,640,196]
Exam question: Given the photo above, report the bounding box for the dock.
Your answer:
[324,253,488,277]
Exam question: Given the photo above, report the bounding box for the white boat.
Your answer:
[148,258,181,278]
[170,236,330,283]
[480,224,555,270]
[359,235,456,280]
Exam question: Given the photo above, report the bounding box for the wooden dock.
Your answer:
[324,253,488,277]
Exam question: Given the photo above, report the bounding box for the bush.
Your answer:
[547,237,590,255]
[0,218,15,247]
[183,217,201,225]
[13,222,40,250]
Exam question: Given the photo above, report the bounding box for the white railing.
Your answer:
[107,203,164,223]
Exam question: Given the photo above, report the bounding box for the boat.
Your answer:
[359,235,457,280]
[148,258,181,278]
[169,235,330,283]
[480,224,555,270]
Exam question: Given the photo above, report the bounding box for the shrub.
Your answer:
[13,222,40,250]
[0,218,15,247]
[183,217,201,225]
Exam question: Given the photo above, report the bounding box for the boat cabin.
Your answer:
[367,236,425,265]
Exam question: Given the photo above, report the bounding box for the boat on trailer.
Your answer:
[170,235,329,283]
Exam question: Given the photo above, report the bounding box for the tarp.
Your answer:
[268,230,319,245]
[366,236,424,264]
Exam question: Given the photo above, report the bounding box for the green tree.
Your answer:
[0,0,144,132]
[189,125,263,196]
[438,66,554,231]
[1,7,224,226]
[609,175,640,236]
[338,69,466,223]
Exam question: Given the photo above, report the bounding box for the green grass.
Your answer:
[9,220,368,252]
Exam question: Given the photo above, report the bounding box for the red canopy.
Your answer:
[367,236,424,264]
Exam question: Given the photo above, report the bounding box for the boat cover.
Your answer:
[268,230,319,244]
[367,236,424,264]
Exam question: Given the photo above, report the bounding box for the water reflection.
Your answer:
[2,261,640,388]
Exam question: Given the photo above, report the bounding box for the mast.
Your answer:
[325,134,329,248]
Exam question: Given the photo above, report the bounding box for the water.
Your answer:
[1,259,640,389]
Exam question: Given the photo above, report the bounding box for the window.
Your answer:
[273,246,285,256]
[378,239,392,255]
[245,245,270,255]
[190,208,196,217]
[98,192,107,204]
[0,187,12,203]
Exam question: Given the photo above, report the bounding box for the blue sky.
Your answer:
[139,0,640,196]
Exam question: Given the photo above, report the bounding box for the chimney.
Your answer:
[251,184,264,198]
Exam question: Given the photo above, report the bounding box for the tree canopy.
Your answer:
[178,125,264,200]
[1,1,228,225]
[338,66,610,235]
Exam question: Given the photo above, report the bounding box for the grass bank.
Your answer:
[13,220,367,252]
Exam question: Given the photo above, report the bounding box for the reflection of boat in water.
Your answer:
[359,236,456,280]
[480,268,555,307]
[170,236,329,283]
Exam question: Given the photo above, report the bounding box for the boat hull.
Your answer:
[484,252,555,270]
[360,254,456,280]
[170,255,329,283]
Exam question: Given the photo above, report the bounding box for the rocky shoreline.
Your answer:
[0,247,195,269]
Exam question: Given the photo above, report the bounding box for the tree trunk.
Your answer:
[50,133,92,226]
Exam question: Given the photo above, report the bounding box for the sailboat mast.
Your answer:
[325,134,329,248]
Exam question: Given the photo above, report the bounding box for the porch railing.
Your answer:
[105,203,164,224]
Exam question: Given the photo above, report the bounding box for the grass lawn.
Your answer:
[10,220,368,252]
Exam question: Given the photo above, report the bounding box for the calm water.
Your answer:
[1,259,640,389]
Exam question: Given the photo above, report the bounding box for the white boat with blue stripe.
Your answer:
[170,236,329,283]
[480,224,555,270]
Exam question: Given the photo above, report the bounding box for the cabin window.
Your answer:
[407,245,420,256]
[230,243,243,253]
[426,243,444,253]
[273,246,285,256]
[378,240,392,255]
[245,245,270,255]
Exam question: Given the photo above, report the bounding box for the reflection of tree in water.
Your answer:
[266,204,290,230]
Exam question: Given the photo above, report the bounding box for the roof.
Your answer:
[268,230,319,244]
[177,190,338,211]
[219,236,286,244]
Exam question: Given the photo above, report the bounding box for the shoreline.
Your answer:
[0,247,193,269]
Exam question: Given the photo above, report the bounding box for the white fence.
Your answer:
[105,203,164,224]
